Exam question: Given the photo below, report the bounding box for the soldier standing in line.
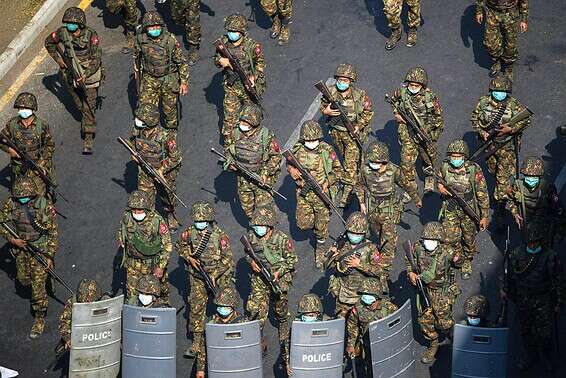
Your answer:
[382,0,422,49]
[258,0,293,45]
[170,0,202,65]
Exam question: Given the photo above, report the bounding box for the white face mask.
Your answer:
[18,109,33,119]
[369,162,382,170]
[138,294,153,306]
[408,84,421,94]
[304,140,320,150]
[134,117,145,128]
[239,123,251,132]
[132,211,147,222]
[423,239,439,252]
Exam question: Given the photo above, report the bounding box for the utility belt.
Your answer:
[446,192,474,212]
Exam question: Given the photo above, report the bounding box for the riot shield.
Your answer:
[206,320,263,377]
[122,304,177,378]
[452,323,509,378]
[369,299,416,378]
[69,295,124,378]
[289,318,345,377]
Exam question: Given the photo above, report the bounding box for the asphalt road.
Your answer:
[0,0,565,377]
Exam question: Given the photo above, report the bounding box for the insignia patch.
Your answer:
[363,96,372,110]
[287,239,293,250]
[475,171,484,183]
[91,35,99,45]
[167,139,176,150]
[181,230,189,241]
[372,251,382,264]
[254,43,261,57]
[51,32,58,42]
[330,151,337,160]
[159,223,169,235]
[220,236,230,249]
[271,139,280,153]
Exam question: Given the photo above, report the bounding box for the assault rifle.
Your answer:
[240,235,282,295]
[496,226,511,327]
[403,240,431,309]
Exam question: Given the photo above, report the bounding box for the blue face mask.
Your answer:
[347,232,364,245]
[301,314,318,323]
[491,91,507,102]
[227,31,241,42]
[467,316,481,326]
[147,28,162,38]
[65,23,79,32]
[526,245,542,254]
[253,225,268,237]
[17,197,31,204]
[194,221,208,231]
[217,306,233,317]
[336,80,349,92]
[18,109,33,119]
[450,158,465,168]
[523,176,540,188]
[361,294,376,305]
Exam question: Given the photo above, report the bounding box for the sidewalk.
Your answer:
[0,0,46,52]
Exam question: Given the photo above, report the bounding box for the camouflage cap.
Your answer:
[404,67,428,87]
[346,212,368,234]
[300,120,323,141]
[520,156,544,176]
[214,286,240,308]
[239,103,263,127]
[127,190,152,210]
[62,7,86,26]
[136,275,161,296]
[12,176,36,198]
[224,14,247,33]
[357,278,384,297]
[135,103,160,127]
[365,141,389,162]
[251,206,276,227]
[446,139,469,158]
[489,75,512,93]
[335,63,357,81]
[14,92,38,111]
[191,201,215,222]
[142,11,164,28]
[421,221,444,241]
[297,294,323,314]
[464,295,489,318]
[76,279,102,303]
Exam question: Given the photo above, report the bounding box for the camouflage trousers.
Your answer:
[188,273,232,335]
[12,248,49,315]
[441,207,477,274]
[123,0,138,31]
[486,145,516,202]
[260,0,293,19]
[417,287,456,341]
[329,128,360,199]
[296,190,330,241]
[237,176,274,220]
[139,73,180,130]
[383,0,421,30]
[124,257,169,301]
[484,7,519,65]
[334,299,356,319]
[367,204,401,273]
[398,124,436,195]
[222,84,253,145]
[63,72,97,136]
[514,293,555,349]
[138,166,180,211]
[170,0,201,46]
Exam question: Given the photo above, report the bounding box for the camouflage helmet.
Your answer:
[346,212,368,234]
[63,7,86,26]
[297,294,323,314]
[300,120,323,141]
[446,139,469,158]
[464,295,489,318]
[251,206,276,227]
[365,141,389,162]
[76,279,102,303]
[224,14,248,33]
[334,63,357,81]
[214,286,240,308]
[191,201,215,222]
[135,103,160,127]
[12,176,36,198]
[239,103,263,127]
[526,224,544,243]
[404,67,428,87]
[14,92,37,111]
[421,221,444,241]
[142,11,164,29]
[127,190,151,210]
[136,275,161,296]
[489,75,512,93]
[520,156,544,176]
[357,278,384,297]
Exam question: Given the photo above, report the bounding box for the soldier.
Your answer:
[1,92,55,197]
[130,103,182,231]
[128,275,169,308]
[134,11,189,139]
[355,141,422,276]
[215,14,266,145]
[320,64,374,208]
[500,225,563,371]
[259,0,293,45]
[195,287,247,378]
[389,67,444,195]
[170,0,201,65]
[437,139,490,280]
[245,206,297,367]
[294,293,331,322]
[471,75,531,228]
[287,120,342,268]
[117,190,172,302]
[406,222,460,364]
[461,294,493,327]
[105,0,139,53]
[383,0,421,49]
[0,176,58,338]
[45,7,102,154]
[476,0,529,78]
[224,104,281,221]
[177,201,235,358]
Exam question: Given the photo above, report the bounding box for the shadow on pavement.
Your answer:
[42,74,82,123]
[460,5,491,70]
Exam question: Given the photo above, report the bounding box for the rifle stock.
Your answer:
[240,235,282,295]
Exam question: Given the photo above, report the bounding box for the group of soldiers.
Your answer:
[0,0,564,376]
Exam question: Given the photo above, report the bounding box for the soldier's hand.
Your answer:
[322,182,329,194]
[187,256,199,269]
[394,114,405,124]
[218,57,232,69]
[408,271,418,286]
[46,258,54,270]
[415,198,423,208]
[250,260,261,273]
[288,167,302,181]
[153,267,164,279]
[64,340,71,350]
[10,238,27,249]
[179,83,189,96]
[323,103,340,117]
[261,174,269,185]
[514,214,523,229]
[7,147,20,159]
[57,60,67,70]
[196,371,205,378]
[480,131,490,141]
[287,366,294,376]
[273,271,280,281]
[479,217,489,231]
[228,164,237,172]
[346,345,355,358]
[476,12,483,24]
[360,203,367,215]
[346,255,360,268]
[519,21,528,33]
[437,183,451,197]
[248,75,255,87]
[497,123,512,135]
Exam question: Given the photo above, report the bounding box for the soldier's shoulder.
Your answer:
[48,27,65,42]
[476,95,491,106]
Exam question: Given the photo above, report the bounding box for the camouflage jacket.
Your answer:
[406,241,456,290]
[507,178,563,222]
[1,116,55,169]
[347,299,397,347]
[130,125,182,172]
[135,31,189,85]
[476,0,529,22]
[289,141,342,192]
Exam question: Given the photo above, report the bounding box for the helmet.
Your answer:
[446,139,469,158]
[489,75,512,93]
[297,294,323,314]
[404,67,428,87]
[346,212,368,234]
[526,224,544,243]
[191,201,215,222]
[520,156,544,176]
[224,14,247,33]
[142,11,164,29]
[127,190,151,210]
[12,176,36,198]
[62,7,86,26]
[421,221,444,241]
[300,120,322,141]
[76,279,102,303]
[357,278,384,297]
[334,64,357,81]
[239,103,263,127]
[135,103,160,127]
[251,206,276,227]
[14,92,37,111]
[365,141,389,162]
[214,286,240,308]
[464,295,489,318]
[136,275,161,296]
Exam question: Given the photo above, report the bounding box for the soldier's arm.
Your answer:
[474,167,490,218]
[0,200,14,240]
[330,147,343,183]
[358,91,374,135]
[116,216,127,248]
[470,99,484,133]
[41,120,55,164]
[58,299,73,343]
[260,134,282,183]
[172,36,189,86]
[345,308,360,349]
[476,0,484,15]
[277,236,297,277]
[176,229,193,260]
[354,177,367,207]
[396,168,419,204]
[389,89,403,119]
[252,42,265,83]
[0,123,13,154]
[162,137,182,173]
[428,93,444,140]
[510,101,531,134]
[44,29,65,65]
[519,0,529,22]
[84,30,101,77]
[216,233,234,279]
[45,203,59,259]
[157,221,173,269]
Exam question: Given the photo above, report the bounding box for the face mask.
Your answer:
[132,211,147,222]
[523,176,539,188]
[253,225,268,237]
[491,91,507,102]
[217,306,233,317]
[194,221,208,231]
[467,316,481,326]
[301,314,318,323]
[147,28,162,38]
[407,85,421,95]
[347,232,364,245]
[239,123,251,132]
[450,158,465,168]
[335,80,349,92]
[18,109,33,119]
[138,294,153,306]
[227,31,241,42]
[361,294,376,305]
[423,239,439,252]
[304,140,320,150]
[368,162,383,171]
[65,23,79,32]
[526,245,542,254]
[134,117,145,128]
[17,197,31,204]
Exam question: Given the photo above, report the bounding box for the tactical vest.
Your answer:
[486,0,519,10]
[61,27,101,75]
[400,87,436,129]
[356,300,395,326]
[11,197,48,243]
[363,165,398,209]
[334,242,373,304]
[442,162,478,212]
[293,145,332,185]
[327,86,364,131]
[134,129,165,168]
[223,37,256,85]
[188,226,222,272]
[415,243,452,290]
[233,128,269,173]
[126,214,162,258]
[252,231,286,268]
[518,179,550,219]
[510,247,555,294]
[476,96,515,145]
[8,117,44,160]
[136,32,177,78]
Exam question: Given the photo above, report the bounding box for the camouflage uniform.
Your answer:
[1,93,55,197]
[438,140,490,279]
[470,76,531,225]
[245,206,297,363]
[127,274,169,307]
[105,0,139,51]
[260,0,293,44]
[287,120,342,266]
[0,177,58,338]
[224,104,281,220]
[117,191,172,302]
[170,0,201,64]
[389,67,444,194]
[383,0,421,49]
[176,201,235,357]
[320,64,374,207]
[214,15,266,145]
[135,12,189,137]
[406,222,459,364]
[461,294,494,327]
[45,7,102,154]
[355,141,420,275]
[130,103,182,230]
